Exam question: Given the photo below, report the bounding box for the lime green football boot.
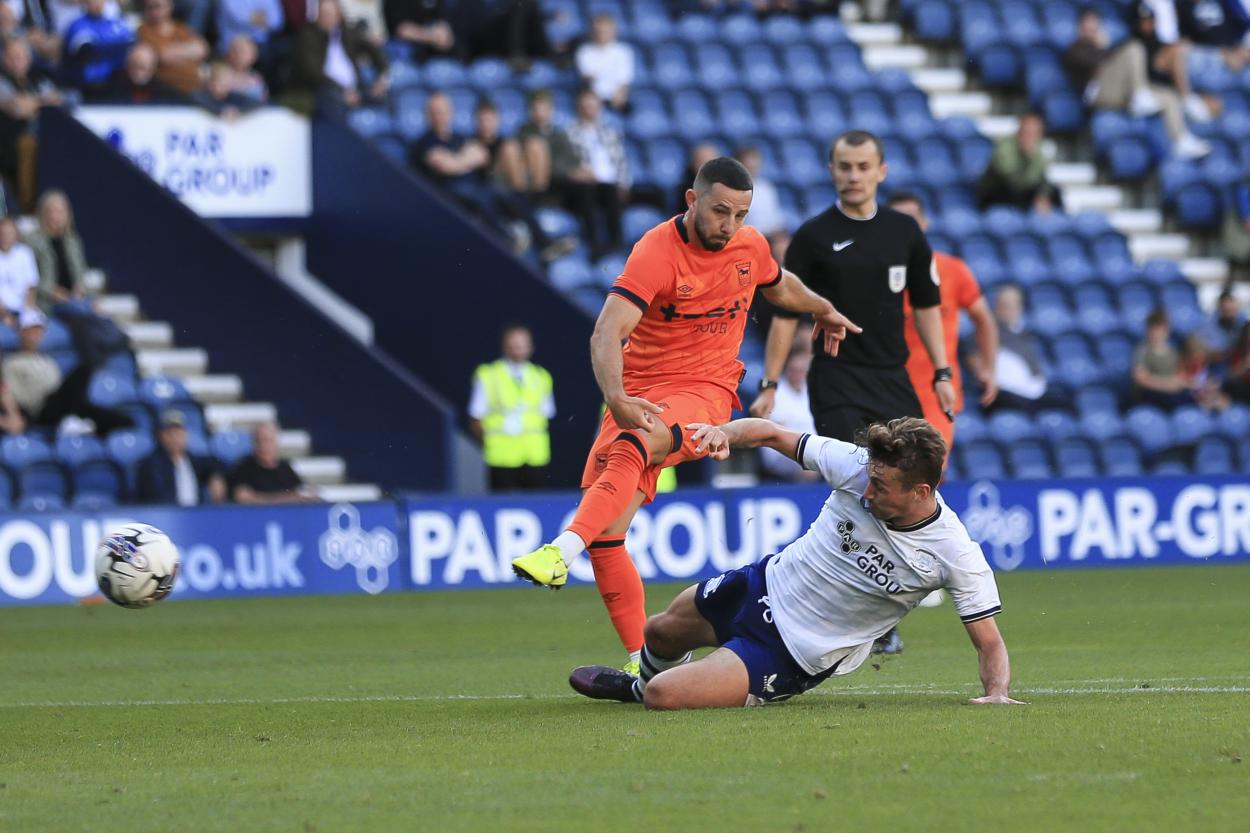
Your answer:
[511,545,568,589]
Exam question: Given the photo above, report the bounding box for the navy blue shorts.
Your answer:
[694,556,840,703]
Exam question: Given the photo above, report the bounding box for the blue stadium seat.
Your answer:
[1117,280,1158,325]
[445,88,477,134]
[672,89,716,140]
[107,430,154,468]
[569,287,604,317]
[629,5,669,43]
[1002,1,1043,46]
[802,185,838,216]
[1090,232,1135,282]
[783,45,830,91]
[119,403,155,437]
[915,137,961,189]
[914,0,957,40]
[741,46,785,93]
[646,139,687,188]
[626,95,669,140]
[780,138,826,185]
[535,207,580,240]
[1071,211,1114,240]
[622,205,666,245]
[807,16,849,45]
[960,2,1001,53]
[804,91,846,139]
[591,252,628,288]
[492,88,526,134]
[1100,436,1143,476]
[959,440,1007,479]
[49,350,79,377]
[1035,409,1080,442]
[761,92,806,139]
[1045,234,1094,285]
[73,460,124,502]
[982,206,1028,236]
[1159,281,1205,333]
[467,58,512,92]
[1024,54,1069,104]
[19,461,67,502]
[348,107,394,140]
[1124,405,1174,454]
[987,409,1038,444]
[139,376,193,409]
[649,43,694,90]
[1095,330,1136,377]
[515,61,566,94]
[1139,259,1184,286]
[1151,459,1190,476]
[1193,436,1235,475]
[1050,332,1103,386]
[547,255,595,292]
[1007,440,1052,479]
[387,61,420,92]
[88,369,138,409]
[544,0,584,44]
[1217,404,1250,439]
[393,93,427,141]
[716,91,761,137]
[721,13,763,45]
[1105,135,1155,180]
[1002,234,1050,284]
[764,15,806,46]
[1170,405,1214,446]
[18,494,65,512]
[1042,89,1085,132]
[72,492,117,510]
[211,430,254,468]
[1055,437,1099,478]
[422,58,467,89]
[695,44,737,90]
[955,135,993,181]
[2,435,53,468]
[56,434,106,467]
[953,411,987,444]
[976,44,1021,87]
[1079,410,1125,442]
[1172,183,1223,229]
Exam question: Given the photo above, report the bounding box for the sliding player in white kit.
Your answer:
[568,416,1023,709]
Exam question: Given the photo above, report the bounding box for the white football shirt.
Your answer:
[766,434,1002,676]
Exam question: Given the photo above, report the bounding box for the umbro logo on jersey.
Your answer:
[832,240,854,252]
[677,283,693,295]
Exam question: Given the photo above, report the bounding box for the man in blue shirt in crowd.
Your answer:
[65,0,134,94]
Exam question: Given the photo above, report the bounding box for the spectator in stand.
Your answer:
[223,35,268,103]
[1132,308,1194,408]
[286,0,388,117]
[1199,290,1246,368]
[3,2,62,65]
[456,0,550,65]
[983,285,1067,414]
[383,0,455,62]
[560,87,628,258]
[137,0,208,96]
[215,0,283,60]
[1128,0,1216,125]
[1063,6,1211,159]
[1,307,133,432]
[1222,322,1250,403]
[674,142,720,213]
[229,421,314,503]
[105,42,184,104]
[23,190,88,310]
[757,349,820,484]
[515,89,575,202]
[1177,0,1250,70]
[0,37,62,213]
[1179,331,1230,409]
[736,145,786,237]
[1225,175,1250,282]
[976,112,1061,212]
[0,372,24,435]
[136,410,226,506]
[194,61,263,118]
[473,97,526,195]
[64,0,134,98]
[0,216,37,325]
[575,14,633,111]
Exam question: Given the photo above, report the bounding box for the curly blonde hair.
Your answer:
[857,417,947,489]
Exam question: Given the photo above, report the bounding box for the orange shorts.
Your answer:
[581,383,733,503]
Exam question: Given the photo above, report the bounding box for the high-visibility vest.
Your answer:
[476,360,552,468]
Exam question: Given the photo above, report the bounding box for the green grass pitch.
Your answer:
[2,565,1248,833]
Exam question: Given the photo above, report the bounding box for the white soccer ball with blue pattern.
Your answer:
[94,524,180,608]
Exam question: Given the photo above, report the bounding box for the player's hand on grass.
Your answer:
[687,423,730,460]
[748,387,776,418]
[608,394,663,430]
[967,694,1027,705]
[813,307,862,357]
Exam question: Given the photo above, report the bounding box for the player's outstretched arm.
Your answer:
[963,617,1026,705]
[761,270,861,356]
[688,418,803,460]
[591,295,663,429]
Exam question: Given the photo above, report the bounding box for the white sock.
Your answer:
[628,650,641,665]
[552,530,587,567]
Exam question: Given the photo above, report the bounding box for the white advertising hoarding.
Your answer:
[75,106,311,218]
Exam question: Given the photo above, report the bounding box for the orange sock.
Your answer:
[588,537,646,653]
[567,431,649,545]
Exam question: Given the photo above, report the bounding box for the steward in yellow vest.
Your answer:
[468,326,554,491]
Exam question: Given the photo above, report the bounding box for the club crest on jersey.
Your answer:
[735,261,752,286]
[888,265,906,293]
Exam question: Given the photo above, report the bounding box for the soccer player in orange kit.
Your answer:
[889,191,1000,459]
[512,157,860,673]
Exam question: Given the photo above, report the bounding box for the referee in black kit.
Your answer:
[751,130,955,655]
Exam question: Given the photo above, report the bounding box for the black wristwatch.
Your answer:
[932,367,953,388]
[759,379,779,392]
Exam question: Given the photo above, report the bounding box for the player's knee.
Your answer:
[642,675,681,711]
[643,612,676,651]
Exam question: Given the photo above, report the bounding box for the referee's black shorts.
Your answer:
[807,360,923,443]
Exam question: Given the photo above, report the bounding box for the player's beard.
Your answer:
[693,215,730,251]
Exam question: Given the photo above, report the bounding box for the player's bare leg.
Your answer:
[642,648,750,710]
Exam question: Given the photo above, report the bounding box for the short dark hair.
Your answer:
[527,89,552,106]
[831,130,885,163]
[475,97,497,114]
[886,190,925,212]
[858,418,946,490]
[694,156,753,193]
[1146,308,1170,329]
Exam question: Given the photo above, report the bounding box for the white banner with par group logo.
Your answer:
[75,106,311,218]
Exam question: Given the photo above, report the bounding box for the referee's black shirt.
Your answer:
[777,203,940,368]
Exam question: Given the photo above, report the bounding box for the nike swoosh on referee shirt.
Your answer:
[832,240,854,252]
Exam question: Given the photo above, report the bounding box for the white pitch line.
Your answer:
[1,683,1248,709]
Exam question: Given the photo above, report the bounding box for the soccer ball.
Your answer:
[95,523,181,608]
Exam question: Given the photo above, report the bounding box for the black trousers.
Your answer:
[808,361,923,443]
[488,465,547,492]
[560,181,623,257]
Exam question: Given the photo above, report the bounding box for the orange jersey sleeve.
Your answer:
[610,231,678,311]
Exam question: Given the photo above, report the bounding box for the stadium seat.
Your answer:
[1193,437,1235,475]
[139,376,193,409]
[2,435,53,468]
[18,494,65,512]
[783,45,830,91]
[1100,437,1143,476]
[1117,280,1158,326]
[1079,410,1125,442]
[592,253,628,288]
[672,89,717,140]
[19,461,67,502]
[695,44,737,90]
[106,430,155,494]
[1170,405,1214,446]
[976,44,1021,87]
[422,58,467,89]
[715,90,761,137]
[1104,135,1155,180]
[1055,437,1099,478]
[1006,439,1052,479]
[761,92,806,139]
[1035,409,1079,442]
[959,440,1007,479]
[1124,405,1174,454]
[73,460,125,502]
[547,255,595,292]
[1217,404,1250,439]
[763,15,806,46]
[913,0,957,41]
[347,107,394,140]
[649,43,694,90]
[119,403,155,437]
[72,492,117,510]
[467,58,512,92]
[535,207,580,240]
[1042,89,1085,133]
[645,139,687,188]
[211,430,254,467]
[88,370,138,409]
[953,411,987,444]
[1159,281,1205,334]
[987,409,1038,444]
[622,205,666,245]
[1172,183,1223,229]
[807,15,848,45]
[740,45,784,92]
[1094,331,1136,377]
[1150,459,1189,476]
[55,434,107,467]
